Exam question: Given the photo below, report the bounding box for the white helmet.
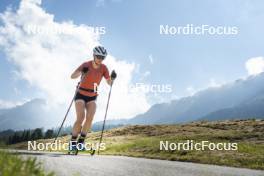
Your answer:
[93,46,107,58]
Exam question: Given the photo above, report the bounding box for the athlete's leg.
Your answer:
[81,101,96,135]
[71,100,85,137]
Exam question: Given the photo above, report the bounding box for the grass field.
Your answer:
[0,150,54,176]
[10,119,264,170]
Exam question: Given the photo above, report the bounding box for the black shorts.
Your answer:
[74,92,97,104]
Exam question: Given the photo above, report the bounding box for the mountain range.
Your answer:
[0,99,63,131]
[1,73,264,131]
[97,72,264,125]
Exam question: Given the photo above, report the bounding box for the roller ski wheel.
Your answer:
[76,143,95,156]
[89,148,95,156]
[68,150,78,155]
[68,142,79,155]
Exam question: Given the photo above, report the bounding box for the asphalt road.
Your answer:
[15,150,264,176]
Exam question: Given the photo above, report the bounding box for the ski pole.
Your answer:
[97,81,114,155]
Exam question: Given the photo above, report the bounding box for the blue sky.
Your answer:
[0,0,264,116]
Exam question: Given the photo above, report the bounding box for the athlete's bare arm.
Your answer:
[106,78,113,86]
[71,68,82,79]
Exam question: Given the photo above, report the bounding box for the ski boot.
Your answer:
[77,136,86,151]
[77,136,95,156]
[68,140,78,155]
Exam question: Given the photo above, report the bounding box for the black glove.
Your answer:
[111,70,117,80]
[82,67,89,74]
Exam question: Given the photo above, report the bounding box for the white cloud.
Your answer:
[245,57,264,76]
[208,78,223,88]
[186,86,196,96]
[13,87,21,95]
[185,78,224,97]
[139,71,151,81]
[0,0,150,121]
[148,54,154,64]
[0,99,26,109]
[96,0,122,7]
[143,71,151,77]
[96,0,105,7]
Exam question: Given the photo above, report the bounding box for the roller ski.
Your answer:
[68,136,95,155]
[68,140,78,155]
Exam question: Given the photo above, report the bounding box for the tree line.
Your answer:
[0,123,124,145]
[0,126,73,145]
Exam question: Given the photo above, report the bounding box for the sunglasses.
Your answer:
[95,55,105,60]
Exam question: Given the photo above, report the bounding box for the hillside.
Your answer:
[11,119,264,170]
[200,95,264,121]
[96,73,264,126]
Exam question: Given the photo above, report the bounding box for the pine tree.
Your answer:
[44,129,54,139]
